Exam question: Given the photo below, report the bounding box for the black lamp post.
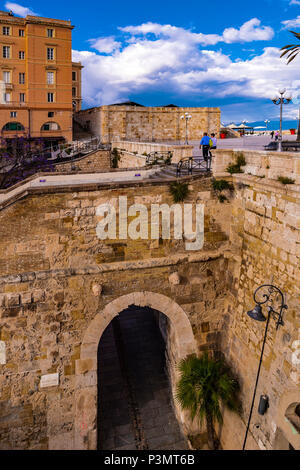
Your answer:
[271,89,292,152]
[242,284,288,450]
[180,112,192,145]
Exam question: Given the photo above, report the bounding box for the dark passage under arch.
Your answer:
[97,305,188,451]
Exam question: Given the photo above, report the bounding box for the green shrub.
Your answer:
[235,152,246,167]
[277,176,295,185]
[212,179,234,192]
[226,152,246,175]
[169,181,190,203]
[218,194,228,203]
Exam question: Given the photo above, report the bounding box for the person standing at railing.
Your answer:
[200,133,213,169]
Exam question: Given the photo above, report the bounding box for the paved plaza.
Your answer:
[192,134,298,155]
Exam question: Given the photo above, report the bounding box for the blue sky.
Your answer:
[2,1,300,122]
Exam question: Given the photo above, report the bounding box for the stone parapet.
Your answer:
[112,140,194,164]
[212,148,300,184]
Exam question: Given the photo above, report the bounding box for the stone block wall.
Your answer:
[212,149,300,184]
[0,177,231,449]
[0,148,300,450]
[76,106,221,144]
[219,174,300,450]
[55,149,111,173]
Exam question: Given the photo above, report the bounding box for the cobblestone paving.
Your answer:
[97,306,188,451]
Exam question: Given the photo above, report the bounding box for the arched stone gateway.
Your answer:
[74,292,197,450]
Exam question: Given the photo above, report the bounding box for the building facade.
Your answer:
[0,11,82,145]
[75,104,221,144]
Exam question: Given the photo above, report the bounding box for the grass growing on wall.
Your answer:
[226,152,246,175]
[277,176,295,185]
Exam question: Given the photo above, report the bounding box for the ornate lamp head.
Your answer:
[247,305,266,322]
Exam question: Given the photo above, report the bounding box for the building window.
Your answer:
[19,93,25,103]
[3,122,25,131]
[19,29,25,37]
[47,71,55,84]
[47,48,54,61]
[19,73,25,84]
[48,112,54,118]
[41,122,60,131]
[2,26,10,36]
[4,93,11,103]
[72,87,76,97]
[10,111,17,118]
[72,71,77,81]
[3,71,11,83]
[47,92,54,103]
[47,29,54,38]
[19,51,25,60]
[3,46,10,59]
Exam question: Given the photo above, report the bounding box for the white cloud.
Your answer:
[4,2,37,17]
[89,37,121,54]
[282,15,300,29]
[73,20,296,114]
[222,18,274,43]
[289,0,300,6]
[120,18,274,46]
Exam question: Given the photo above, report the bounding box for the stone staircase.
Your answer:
[73,118,93,141]
[149,163,210,180]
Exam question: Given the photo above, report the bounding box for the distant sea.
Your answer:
[225,120,299,131]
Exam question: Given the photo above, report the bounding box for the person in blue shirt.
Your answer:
[200,133,212,165]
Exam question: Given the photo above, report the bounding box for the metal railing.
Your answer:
[176,156,211,177]
[27,137,107,163]
[146,151,173,165]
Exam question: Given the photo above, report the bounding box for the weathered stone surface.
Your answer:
[169,272,181,286]
[76,106,221,144]
[0,155,299,451]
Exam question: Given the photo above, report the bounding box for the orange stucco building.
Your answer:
[0,10,82,145]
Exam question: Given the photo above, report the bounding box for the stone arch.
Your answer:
[74,292,197,450]
[274,389,300,450]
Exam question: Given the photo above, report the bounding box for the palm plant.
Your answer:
[169,181,190,203]
[280,31,300,64]
[281,31,300,140]
[176,353,240,450]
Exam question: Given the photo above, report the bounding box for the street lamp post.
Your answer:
[242,285,288,450]
[264,119,270,131]
[242,119,248,136]
[271,89,292,152]
[180,112,192,145]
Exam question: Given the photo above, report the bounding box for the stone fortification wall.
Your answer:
[0,176,230,449]
[0,148,299,450]
[76,106,221,144]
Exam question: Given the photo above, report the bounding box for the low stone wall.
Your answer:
[55,149,111,173]
[212,148,300,184]
[111,141,193,164]
[117,151,147,169]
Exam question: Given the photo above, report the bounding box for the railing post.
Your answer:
[188,157,193,175]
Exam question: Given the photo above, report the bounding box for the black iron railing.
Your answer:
[176,156,211,176]
[146,151,173,165]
